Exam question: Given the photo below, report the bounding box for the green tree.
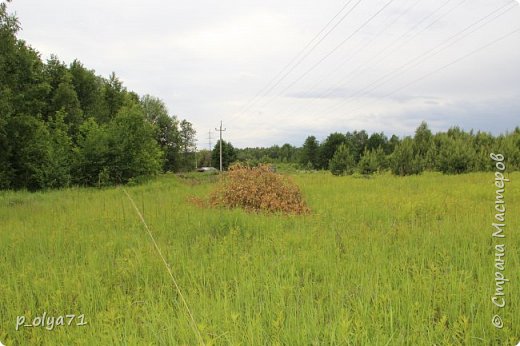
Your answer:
[101,72,126,122]
[46,111,73,188]
[413,121,433,169]
[196,149,212,168]
[212,140,237,171]
[367,132,388,152]
[318,132,346,169]
[41,56,83,138]
[0,2,191,189]
[106,105,163,183]
[279,143,297,163]
[5,115,52,190]
[0,4,49,118]
[179,119,197,171]
[437,134,477,174]
[413,122,433,153]
[54,83,82,135]
[329,143,355,176]
[473,131,495,171]
[300,136,320,169]
[496,131,520,171]
[141,95,181,171]
[69,59,107,121]
[72,118,110,186]
[387,134,400,155]
[390,137,424,176]
[345,130,368,163]
[358,147,386,175]
[0,114,12,188]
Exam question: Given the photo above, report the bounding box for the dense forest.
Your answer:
[0,2,197,190]
[233,122,520,176]
[1,2,519,192]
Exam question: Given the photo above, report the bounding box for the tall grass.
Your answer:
[0,171,518,344]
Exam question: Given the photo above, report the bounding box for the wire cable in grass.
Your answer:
[123,188,205,346]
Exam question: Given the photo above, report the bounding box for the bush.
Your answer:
[209,164,310,214]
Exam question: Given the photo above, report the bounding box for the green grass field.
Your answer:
[0,172,518,345]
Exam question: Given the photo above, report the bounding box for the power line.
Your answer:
[273,0,459,121]
[226,0,363,124]
[310,1,515,118]
[228,0,361,121]
[252,0,397,113]
[288,0,458,113]
[317,0,465,105]
[346,26,520,116]
[270,0,421,120]
[225,2,517,147]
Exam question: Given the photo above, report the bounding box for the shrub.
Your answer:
[209,163,310,214]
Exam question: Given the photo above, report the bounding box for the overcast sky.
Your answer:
[9,0,520,148]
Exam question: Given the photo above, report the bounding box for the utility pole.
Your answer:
[215,121,226,172]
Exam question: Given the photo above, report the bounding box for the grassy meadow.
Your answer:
[0,171,519,345]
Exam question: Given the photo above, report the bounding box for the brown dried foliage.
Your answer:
[209,164,310,215]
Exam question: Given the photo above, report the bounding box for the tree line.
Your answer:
[2,2,518,191]
[235,122,520,176]
[0,3,197,190]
